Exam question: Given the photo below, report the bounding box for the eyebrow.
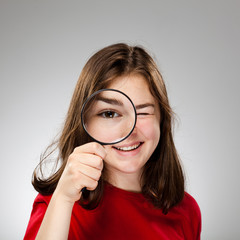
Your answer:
[96,97,155,110]
[96,96,124,106]
[135,103,155,110]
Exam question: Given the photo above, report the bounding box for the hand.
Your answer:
[54,142,106,204]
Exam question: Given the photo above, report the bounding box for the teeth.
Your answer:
[115,143,141,151]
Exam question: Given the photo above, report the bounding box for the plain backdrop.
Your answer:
[1,0,239,239]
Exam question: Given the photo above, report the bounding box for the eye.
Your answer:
[137,112,150,116]
[99,110,120,118]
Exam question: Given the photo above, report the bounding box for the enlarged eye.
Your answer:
[99,111,120,118]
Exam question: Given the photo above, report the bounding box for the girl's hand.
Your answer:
[54,142,106,204]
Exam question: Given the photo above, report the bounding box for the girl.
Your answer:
[24,43,201,240]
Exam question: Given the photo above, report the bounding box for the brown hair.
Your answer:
[32,43,185,214]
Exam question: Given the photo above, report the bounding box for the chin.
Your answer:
[108,160,145,175]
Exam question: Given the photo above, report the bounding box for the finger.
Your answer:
[68,153,103,170]
[75,174,98,192]
[77,163,102,181]
[74,142,106,159]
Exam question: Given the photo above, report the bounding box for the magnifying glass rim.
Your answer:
[81,88,137,145]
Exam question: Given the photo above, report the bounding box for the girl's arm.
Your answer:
[35,193,75,240]
[35,142,106,240]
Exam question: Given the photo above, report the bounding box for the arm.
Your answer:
[34,142,106,240]
[35,193,75,240]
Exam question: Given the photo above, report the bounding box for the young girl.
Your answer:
[24,43,201,240]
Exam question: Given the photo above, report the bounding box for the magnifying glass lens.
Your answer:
[81,89,136,145]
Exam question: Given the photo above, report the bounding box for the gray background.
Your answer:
[1,0,239,239]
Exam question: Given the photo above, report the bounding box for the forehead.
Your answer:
[107,74,154,103]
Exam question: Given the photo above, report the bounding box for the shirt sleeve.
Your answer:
[192,196,201,240]
[195,204,202,240]
[185,192,202,240]
[23,194,52,240]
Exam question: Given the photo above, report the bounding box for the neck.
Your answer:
[104,168,142,193]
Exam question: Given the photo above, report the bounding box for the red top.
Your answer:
[24,184,201,240]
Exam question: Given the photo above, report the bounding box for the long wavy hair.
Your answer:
[32,43,185,214]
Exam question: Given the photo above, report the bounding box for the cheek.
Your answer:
[138,118,160,143]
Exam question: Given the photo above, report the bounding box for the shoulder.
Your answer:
[182,192,201,219]
[176,192,201,222]
[23,194,53,239]
[34,193,52,204]
[29,193,53,217]
[182,192,200,208]
[175,192,201,238]
[30,193,53,218]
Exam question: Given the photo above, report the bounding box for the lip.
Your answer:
[113,141,142,149]
[112,142,143,157]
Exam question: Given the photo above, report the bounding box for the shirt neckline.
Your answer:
[104,181,146,201]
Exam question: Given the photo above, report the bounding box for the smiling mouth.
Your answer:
[113,142,142,152]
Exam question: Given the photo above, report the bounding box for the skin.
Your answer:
[104,74,161,191]
[36,74,161,240]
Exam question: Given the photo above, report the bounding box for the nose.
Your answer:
[129,117,140,136]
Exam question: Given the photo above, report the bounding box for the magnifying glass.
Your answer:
[81,89,137,145]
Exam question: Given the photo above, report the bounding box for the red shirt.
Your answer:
[24,184,201,240]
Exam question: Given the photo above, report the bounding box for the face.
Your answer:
[103,74,161,179]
